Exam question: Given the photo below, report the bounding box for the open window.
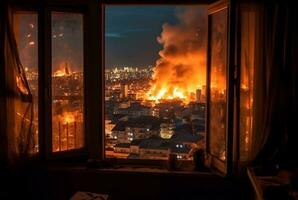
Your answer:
[205,0,236,176]
[103,5,208,168]
[10,0,238,175]
[103,0,237,175]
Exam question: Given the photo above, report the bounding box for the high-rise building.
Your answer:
[196,88,202,102]
[121,84,128,98]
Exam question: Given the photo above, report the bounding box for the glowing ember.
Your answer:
[146,7,207,103]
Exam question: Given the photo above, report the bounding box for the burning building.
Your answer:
[147,7,207,103]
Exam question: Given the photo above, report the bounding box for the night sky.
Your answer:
[105,6,179,68]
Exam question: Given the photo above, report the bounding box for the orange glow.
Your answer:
[53,62,72,77]
[146,52,206,104]
[61,112,75,124]
[146,8,207,104]
[16,75,30,95]
[241,84,248,90]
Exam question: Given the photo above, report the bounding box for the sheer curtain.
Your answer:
[0,2,8,167]
[239,1,298,171]
[239,3,256,163]
[2,5,35,165]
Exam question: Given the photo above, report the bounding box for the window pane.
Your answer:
[14,12,39,153]
[208,8,228,161]
[239,9,255,161]
[51,12,84,152]
[105,6,207,164]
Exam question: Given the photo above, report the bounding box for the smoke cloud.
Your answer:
[147,6,207,103]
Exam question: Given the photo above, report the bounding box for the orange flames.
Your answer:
[62,112,75,124]
[57,111,76,125]
[146,7,207,103]
[53,62,72,77]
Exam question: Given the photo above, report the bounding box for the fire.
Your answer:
[56,110,83,126]
[146,7,207,104]
[61,112,75,124]
[147,86,188,102]
[53,62,72,77]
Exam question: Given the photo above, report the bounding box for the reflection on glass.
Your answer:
[239,10,255,161]
[209,8,227,161]
[14,12,39,153]
[51,12,84,152]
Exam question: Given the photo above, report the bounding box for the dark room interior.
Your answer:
[1,0,298,199]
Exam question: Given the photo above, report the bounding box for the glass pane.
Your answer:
[209,8,228,161]
[51,12,84,152]
[14,12,39,153]
[239,9,255,161]
[105,6,207,164]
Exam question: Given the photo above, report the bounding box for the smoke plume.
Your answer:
[147,6,207,103]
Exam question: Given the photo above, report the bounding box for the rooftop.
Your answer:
[114,143,131,148]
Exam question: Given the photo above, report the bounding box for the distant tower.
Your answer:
[65,62,70,75]
[201,85,206,103]
[196,88,201,102]
[121,84,128,98]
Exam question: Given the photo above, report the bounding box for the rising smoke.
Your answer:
[147,6,207,103]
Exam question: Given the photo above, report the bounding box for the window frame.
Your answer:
[205,0,237,176]
[45,6,88,159]
[11,1,93,160]
[7,0,240,176]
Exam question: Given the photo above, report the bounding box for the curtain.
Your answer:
[2,5,35,165]
[239,3,256,162]
[0,2,8,167]
[239,1,298,171]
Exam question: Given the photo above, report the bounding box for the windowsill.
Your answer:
[43,161,240,200]
[90,166,211,176]
[45,160,212,177]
